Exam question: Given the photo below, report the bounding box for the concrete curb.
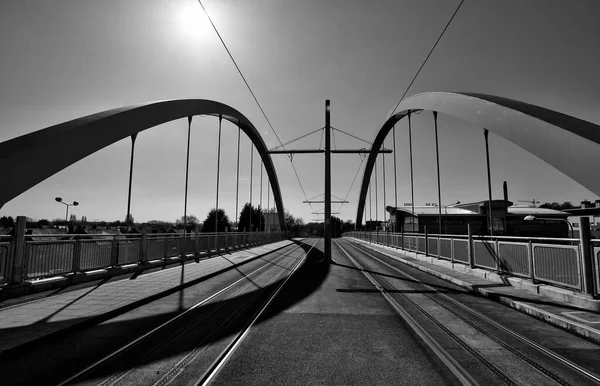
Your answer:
[350,238,600,345]
[0,240,295,356]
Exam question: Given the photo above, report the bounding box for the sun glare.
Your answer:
[173,1,213,40]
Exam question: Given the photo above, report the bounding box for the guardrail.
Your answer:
[344,230,599,296]
[1,229,287,284]
[0,238,11,285]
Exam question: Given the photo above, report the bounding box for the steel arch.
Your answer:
[356,92,600,227]
[0,99,287,230]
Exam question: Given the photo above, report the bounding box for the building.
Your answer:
[563,200,600,238]
[386,200,570,237]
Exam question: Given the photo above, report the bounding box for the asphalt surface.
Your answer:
[1,238,600,385]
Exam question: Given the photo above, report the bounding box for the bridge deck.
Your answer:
[0,238,599,385]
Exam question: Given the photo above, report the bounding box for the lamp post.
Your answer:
[524,215,573,239]
[55,197,79,232]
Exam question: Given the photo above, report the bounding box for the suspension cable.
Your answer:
[235,125,241,226]
[382,138,387,229]
[390,0,465,116]
[215,115,222,232]
[408,112,415,230]
[393,125,398,232]
[183,116,192,233]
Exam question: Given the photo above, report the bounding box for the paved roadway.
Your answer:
[1,238,599,385]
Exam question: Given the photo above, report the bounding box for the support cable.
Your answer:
[389,0,465,116]
[215,115,223,233]
[260,162,263,231]
[331,127,373,146]
[393,125,398,232]
[126,133,137,228]
[383,138,387,230]
[249,142,253,232]
[198,0,313,218]
[408,112,415,231]
[434,112,443,234]
[269,127,324,151]
[235,125,241,227]
[375,160,379,224]
[197,0,285,149]
[183,116,192,233]
[336,155,367,213]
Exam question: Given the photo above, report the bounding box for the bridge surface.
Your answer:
[1,237,599,385]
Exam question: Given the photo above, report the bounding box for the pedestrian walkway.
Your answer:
[0,240,293,354]
[350,237,600,344]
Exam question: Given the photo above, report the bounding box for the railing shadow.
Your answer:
[0,239,330,385]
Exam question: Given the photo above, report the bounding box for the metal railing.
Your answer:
[0,231,286,283]
[0,238,11,285]
[344,231,599,295]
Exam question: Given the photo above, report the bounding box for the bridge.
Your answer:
[1,91,600,385]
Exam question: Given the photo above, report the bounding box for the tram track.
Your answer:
[58,239,316,386]
[336,239,600,386]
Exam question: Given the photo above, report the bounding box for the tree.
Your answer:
[238,203,264,232]
[175,215,199,226]
[69,214,77,222]
[201,209,231,232]
[124,214,133,224]
[81,215,88,223]
[37,219,50,227]
[0,216,15,228]
[539,202,574,211]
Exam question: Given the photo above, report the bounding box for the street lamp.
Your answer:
[524,215,573,239]
[55,197,79,231]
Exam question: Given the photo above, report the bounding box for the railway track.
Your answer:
[337,239,600,386]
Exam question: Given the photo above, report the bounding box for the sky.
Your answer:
[1,0,599,225]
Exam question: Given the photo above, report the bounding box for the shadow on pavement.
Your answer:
[0,239,330,386]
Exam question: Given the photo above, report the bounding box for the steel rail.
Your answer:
[196,239,317,386]
[334,240,479,386]
[348,240,600,385]
[57,242,307,386]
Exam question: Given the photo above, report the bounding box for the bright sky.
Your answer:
[1,0,599,225]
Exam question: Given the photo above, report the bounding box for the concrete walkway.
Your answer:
[351,237,600,344]
[0,240,293,354]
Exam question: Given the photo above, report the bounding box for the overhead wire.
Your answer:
[198,0,315,212]
[389,0,465,117]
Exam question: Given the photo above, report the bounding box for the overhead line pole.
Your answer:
[324,100,332,260]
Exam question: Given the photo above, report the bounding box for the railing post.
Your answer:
[225,227,229,249]
[140,230,148,264]
[529,239,535,283]
[72,238,81,273]
[110,235,119,267]
[9,216,27,285]
[194,224,200,256]
[468,223,474,269]
[579,217,595,295]
[401,228,404,250]
[424,226,429,256]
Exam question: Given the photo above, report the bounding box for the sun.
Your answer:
[172,0,214,40]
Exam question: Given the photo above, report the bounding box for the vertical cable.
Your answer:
[267,180,270,231]
[235,125,241,229]
[126,133,137,228]
[382,139,387,231]
[260,162,263,231]
[434,112,443,234]
[392,125,398,232]
[375,160,379,225]
[249,142,253,232]
[484,129,493,236]
[215,115,222,233]
[408,112,415,232]
[183,117,192,233]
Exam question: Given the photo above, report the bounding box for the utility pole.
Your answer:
[324,100,332,260]
[268,100,391,260]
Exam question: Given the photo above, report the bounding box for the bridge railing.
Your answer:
[0,229,287,284]
[344,231,599,295]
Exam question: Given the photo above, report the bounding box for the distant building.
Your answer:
[563,199,600,238]
[386,199,570,237]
